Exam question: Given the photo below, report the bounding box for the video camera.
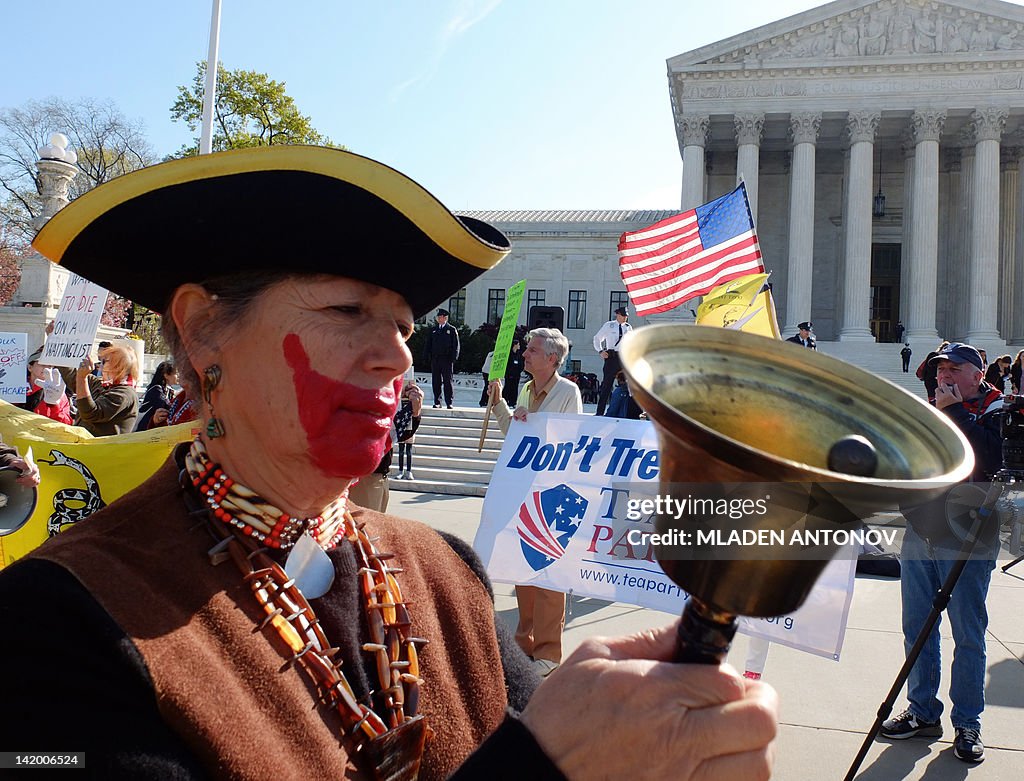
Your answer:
[999,394,1024,472]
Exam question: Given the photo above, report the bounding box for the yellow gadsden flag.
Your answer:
[696,272,781,339]
[0,401,197,568]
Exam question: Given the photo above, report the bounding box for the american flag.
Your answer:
[617,184,764,317]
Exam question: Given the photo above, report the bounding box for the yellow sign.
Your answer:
[0,401,196,568]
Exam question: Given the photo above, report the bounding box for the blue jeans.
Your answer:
[901,526,995,730]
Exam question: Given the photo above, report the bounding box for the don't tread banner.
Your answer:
[473,413,856,661]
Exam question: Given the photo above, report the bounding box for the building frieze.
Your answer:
[676,69,1023,101]
[682,1,1024,67]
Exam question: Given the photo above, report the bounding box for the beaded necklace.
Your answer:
[185,438,347,551]
[181,439,429,780]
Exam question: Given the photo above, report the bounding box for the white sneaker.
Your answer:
[404,470,415,481]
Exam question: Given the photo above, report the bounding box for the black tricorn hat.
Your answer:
[32,146,511,319]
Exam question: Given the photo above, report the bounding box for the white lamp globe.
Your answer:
[49,132,69,150]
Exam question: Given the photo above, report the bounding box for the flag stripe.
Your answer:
[626,241,763,299]
[619,231,758,282]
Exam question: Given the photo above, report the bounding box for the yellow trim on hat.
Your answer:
[33,146,508,270]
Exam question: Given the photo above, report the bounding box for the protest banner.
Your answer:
[0,401,197,568]
[473,412,857,660]
[40,274,109,368]
[0,333,30,402]
[488,279,526,381]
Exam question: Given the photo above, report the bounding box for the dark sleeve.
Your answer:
[448,713,567,781]
[436,532,540,713]
[942,405,1004,480]
[0,559,208,779]
[0,440,18,469]
[77,383,138,426]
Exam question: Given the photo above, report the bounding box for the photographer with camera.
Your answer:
[881,343,1002,763]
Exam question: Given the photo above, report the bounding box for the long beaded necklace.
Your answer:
[181,439,429,780]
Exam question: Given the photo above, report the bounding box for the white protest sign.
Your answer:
[0,333,30,402]
[474,413,857,661]
[41,275,109,368]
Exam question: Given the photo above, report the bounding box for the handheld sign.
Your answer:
[488,280,526,381]
[479,280,526,452]
[41,275,109,368]
[0,333,30,402]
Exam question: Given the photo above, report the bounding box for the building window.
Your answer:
[448,288,466,325]
[487,288,506,325]
[527,289,546,314]
[567,290,587,330]
[609,291,629,321]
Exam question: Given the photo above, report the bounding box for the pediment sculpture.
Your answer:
[702,0,1024,64]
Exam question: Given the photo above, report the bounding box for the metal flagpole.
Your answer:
[199,0,223,155]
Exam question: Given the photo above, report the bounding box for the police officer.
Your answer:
[786,321,817,350]
[592,306,632,416]
[423,308,460,409]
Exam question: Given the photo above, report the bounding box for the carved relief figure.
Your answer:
[835,19,860,57]
[997,29,1022,50]
[860,12,888,56]
[888,6,914,53]
[945,20,966,52]
[913,11,939,53]
[970,22,995,52]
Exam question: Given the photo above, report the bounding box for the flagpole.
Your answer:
[199,0,223,155]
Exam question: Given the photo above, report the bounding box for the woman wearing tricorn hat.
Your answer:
[0,147,776,780]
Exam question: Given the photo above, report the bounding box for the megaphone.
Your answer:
[619,325,973,663]
[0,466,39,538]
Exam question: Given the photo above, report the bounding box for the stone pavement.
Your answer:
[388,491,1024,780]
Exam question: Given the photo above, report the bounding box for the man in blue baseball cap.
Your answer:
[881,341,1002,763]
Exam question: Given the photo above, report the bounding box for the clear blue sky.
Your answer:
[3,1,839,210]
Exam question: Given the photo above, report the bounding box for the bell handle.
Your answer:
[674,598,738,665]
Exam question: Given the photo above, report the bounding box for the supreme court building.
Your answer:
[453,0,1024,371]
[671,0,1024,345]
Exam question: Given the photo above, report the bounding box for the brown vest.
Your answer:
[31,456,507,780]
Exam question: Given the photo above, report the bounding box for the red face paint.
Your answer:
[283,333,400,478]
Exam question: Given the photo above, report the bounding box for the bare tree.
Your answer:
[0,97,154,246]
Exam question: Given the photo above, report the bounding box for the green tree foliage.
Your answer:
[170,62,332,155]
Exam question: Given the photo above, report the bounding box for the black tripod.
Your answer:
[844,471,1015,781]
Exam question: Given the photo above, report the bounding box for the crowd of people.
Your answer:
[1,143,1014,774]
[0,146,777,780]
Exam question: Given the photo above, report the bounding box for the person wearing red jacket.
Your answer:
[17,349,73,425]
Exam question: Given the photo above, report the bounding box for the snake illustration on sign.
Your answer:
[39,449,106,536]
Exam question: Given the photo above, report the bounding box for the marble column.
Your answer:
[943,148,969,340]
[899,132,915,332]
[839,110,880,342]
[784,112,821,336]
[966,107,1008,344]
[679,114,709,212]
[905,110,945,343]
[734,112,764,221]
[1014,149,1024,343]
[998,148,1019,341]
